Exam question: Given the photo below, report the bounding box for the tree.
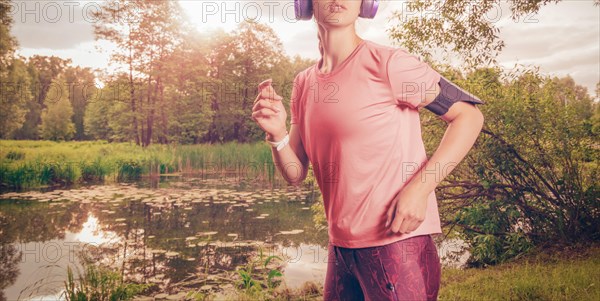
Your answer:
[386,0,600,266]
[0,0,32,139]
[205,20,289,143]
[13,56,71,139]
[94,0,186,146]
[203,28,237,143]
[134,0,185,146]
[162,31,214,144]
[592,83,600,136]
[64,66,97,140]
[85,74,132,142]
[388,0,598,68]
[0,58,32,138]
[39,78,75,141]
[93,0,144,144]
[0,0,17,69]
[418,65,599,266]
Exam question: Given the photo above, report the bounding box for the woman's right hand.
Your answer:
[252,79,288,140]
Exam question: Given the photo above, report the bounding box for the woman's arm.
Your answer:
[252,79,310,187]
[411,86,485,193]
[386,82,485,234]
[268,124,310,187]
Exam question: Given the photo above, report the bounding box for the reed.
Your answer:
[0,140,280,189]
[63,265,149,301]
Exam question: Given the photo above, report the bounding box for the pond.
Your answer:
[0,176,469,300]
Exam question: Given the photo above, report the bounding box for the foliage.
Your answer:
[0,0,32,138]
[14,55,73,140]
[421,65,599,266]
[0,0,17,68]
[63,265,149,301]
[0,140,283,189]
[386,0,590,67]
[235,246,283,297]
[116,159,143,181]
[0,59,32,138]
[1,2,315,145]
[80,158,110,182]
[454,201,534,267]
[64,66,97,140]
[39,77,76,141]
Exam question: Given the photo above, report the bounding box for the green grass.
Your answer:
[0,140,279,189]
[439,243,600,300]
[63,264,151,301]
[138,244,600,300]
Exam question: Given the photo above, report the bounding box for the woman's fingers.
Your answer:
[397,219,413,233]
[407,220,420,232]
[252,78,283,123]
[385,202,396,228]
[258,78,273,91]
[392,213,421,234]
[255,80,282,102]
[253,99,280,114]
[390,216,404,234]
[252,108,278,120]
[387,203,420,234]
[259,87,283,102]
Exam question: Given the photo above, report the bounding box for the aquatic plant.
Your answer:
[63,265,150,301]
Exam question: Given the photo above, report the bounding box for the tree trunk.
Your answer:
[145,74,154,147]
[128,29,140,145]
[140,94,145,145]
[159,77,168,144]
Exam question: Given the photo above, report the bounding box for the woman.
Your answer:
[251,0,484,300]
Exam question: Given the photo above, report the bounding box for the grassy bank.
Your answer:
[65,243,599,300]
[439,242,600,300]
[0,140,280,189]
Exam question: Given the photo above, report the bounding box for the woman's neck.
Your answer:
[318,26,363,74]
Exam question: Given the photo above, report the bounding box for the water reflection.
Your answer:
[0,179,468,300]
[1,213,121,301]
[75,215,119,246]
[0,180,328,300]
[279,243,328,290]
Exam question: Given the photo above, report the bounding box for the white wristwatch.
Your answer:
[266,131,289,151]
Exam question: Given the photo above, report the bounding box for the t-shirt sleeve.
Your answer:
[386,48,442,109]
[289,72,303,125]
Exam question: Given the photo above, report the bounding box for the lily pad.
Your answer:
[198,231,218,236]
[279,229,304,235]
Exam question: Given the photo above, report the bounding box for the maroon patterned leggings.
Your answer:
[323,234,441,301]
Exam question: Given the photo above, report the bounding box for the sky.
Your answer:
[8,0,600,98]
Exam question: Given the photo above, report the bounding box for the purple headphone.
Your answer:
[294,0,380,20]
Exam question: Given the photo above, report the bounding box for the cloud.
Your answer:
[15,40,113,72]
[8,0,98,49]
[9,0,598,95]
[496,0,599,96]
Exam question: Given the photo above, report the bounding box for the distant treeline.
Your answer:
[0,0,315,145]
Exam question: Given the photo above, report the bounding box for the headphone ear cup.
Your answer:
[359,0,379,19]
[295,0,313,20]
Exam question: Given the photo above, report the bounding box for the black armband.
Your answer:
[425,76,485,116]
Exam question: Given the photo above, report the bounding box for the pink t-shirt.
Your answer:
[290,40,444,248]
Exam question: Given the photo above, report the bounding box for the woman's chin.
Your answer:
[317,16,357,28]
